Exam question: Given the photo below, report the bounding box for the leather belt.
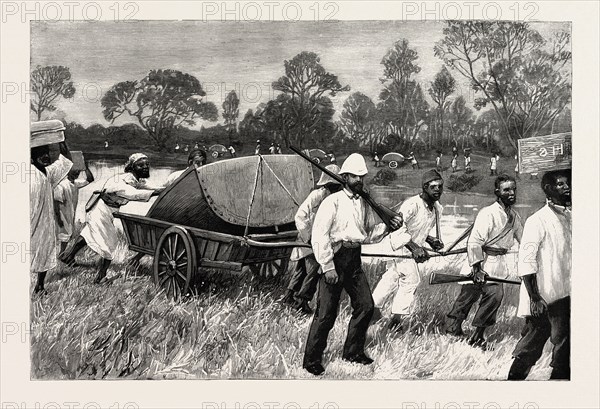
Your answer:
[341,241,361,249]
[482,246,508,256]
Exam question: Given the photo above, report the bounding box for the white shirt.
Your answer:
[517,202,571,316]
[465,156,471,166]
[311,188,388,272]
[290,187,331,261]
[30,155,73,272]
[460,200,523,278]
[385,194,443,255]
[54,177,90,240]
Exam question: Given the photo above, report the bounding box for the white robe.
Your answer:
[30,155,73,272]
[54,177,90,242]
[80,173,154,260]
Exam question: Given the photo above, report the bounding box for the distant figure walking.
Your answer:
[104,140,109,150]
[451,154,458,173]
[184,144,189,153]
[276,144,282,154]
[174,143,180,154]
[269,143,276,154]
[373,152,380,167]
[228,145,236,158]
[255,140,261,155]
[464,150,472,173]
[514,154,520,180]
[436,151,443,172]
[490,153,499,176]
[407,152,419,170]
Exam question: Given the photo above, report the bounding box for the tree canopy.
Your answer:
[30,65,76,121]
[101,69,218,149]
[435,21,571,148]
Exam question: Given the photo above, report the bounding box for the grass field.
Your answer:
[30,152,554,380]
[30,230,553,380]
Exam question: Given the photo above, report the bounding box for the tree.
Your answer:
[339,92,379,152]
[446,96,475,148]
[238,109,264,143]
[222,90,240,143]
[428,66,456,145]
[271,51,350,146]
[435,22,571,149]
[101,69,218,149]
[30,65,76,121]
[378,40,429,144]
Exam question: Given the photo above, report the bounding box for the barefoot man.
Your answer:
[60,153,164,283]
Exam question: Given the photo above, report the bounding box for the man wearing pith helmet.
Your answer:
[303,153,403,376]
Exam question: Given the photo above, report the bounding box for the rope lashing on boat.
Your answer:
[259,155,300,207]
[244,155,263,237]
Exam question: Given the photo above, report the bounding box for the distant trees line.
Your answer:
[32,21,571,156]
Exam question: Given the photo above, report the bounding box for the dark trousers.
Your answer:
[447,283,504,327]
[287,254,321,301]
[510,296,570,380]
[303,246,374,367]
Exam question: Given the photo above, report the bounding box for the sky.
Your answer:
[31,20,570,129]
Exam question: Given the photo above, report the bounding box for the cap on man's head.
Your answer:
[317,164,342,186]
[339,153,368,176]
[422,169,443,185]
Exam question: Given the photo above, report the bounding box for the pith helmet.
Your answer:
[317,164,342,186]
[339,153,368,176]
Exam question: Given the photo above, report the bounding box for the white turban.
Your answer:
[125,153,148,171]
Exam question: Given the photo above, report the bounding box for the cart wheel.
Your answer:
[211,151,219,159]
[388,160,398,169]
[250,258,290,278]
[312,157,321,165]
[154,226,197,300]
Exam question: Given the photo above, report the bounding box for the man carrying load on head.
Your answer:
[282,165,343,314]
[303,153,403,376]
[30,135,73,295]
[59,153,164,284]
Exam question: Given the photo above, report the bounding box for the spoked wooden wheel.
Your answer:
[154,226,197,300]
[388,160,398,169]
[249,258,290,278]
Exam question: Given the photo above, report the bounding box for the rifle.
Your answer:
[429,272,521,286]
[289,146,401,229]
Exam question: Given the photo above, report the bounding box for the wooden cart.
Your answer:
[115,154,315,299]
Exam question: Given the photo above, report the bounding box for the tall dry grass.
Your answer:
[31,232,553,380]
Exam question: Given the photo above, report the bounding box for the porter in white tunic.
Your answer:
[30,155,72,273]
[80,173,155,260]
[372,194,443,315]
